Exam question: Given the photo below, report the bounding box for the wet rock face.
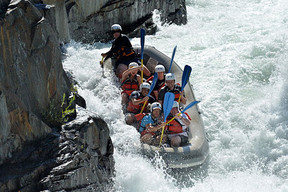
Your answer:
[0,0,70,165]
[62,0,187,42]
[40,109,115,191]
[0,108,114,192]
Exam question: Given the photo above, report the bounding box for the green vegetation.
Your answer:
[42,86,77,127]
[61,92,76,123]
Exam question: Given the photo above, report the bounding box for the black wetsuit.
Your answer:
[106,34,138,66]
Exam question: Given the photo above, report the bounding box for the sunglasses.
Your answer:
[112,30,121,34]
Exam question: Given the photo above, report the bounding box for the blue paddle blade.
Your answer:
[181,65,192,91]
[163,92,175,122]
[181,101,200,113]
[148,72,158,96]
[168,46,177,73]
[140,28,145,60]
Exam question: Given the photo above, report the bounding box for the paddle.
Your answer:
[100,56,105,77]
[140,28,145,83]
[159,92,175,146]
[168,46,177,73]
[178,65,192,103]
[165,100,200,126]
[140,73,158,113]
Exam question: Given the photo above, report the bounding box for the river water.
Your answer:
[63,0,288,191]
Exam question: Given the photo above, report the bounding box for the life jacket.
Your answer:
[165,116,183,134]
[135,113,146,122]
[161,83,181,101]
[121,75,139,95]
[116,46,135,60]
[126,92,146,113]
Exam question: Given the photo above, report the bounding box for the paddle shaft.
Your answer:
[168,46,177,73]
[141,59,144,83]
[140,29,145,83]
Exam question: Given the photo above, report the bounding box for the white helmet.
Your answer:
[150,102,162,112]
[155,65,165,73]
[129,62,138,68]
[111,24,122,32]
[172,101,179,110]
[165,73,175,81]
[140,82,150,91]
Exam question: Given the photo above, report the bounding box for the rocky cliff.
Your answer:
[0,0,187,191]
[0,0,68,165]
[43,0,187,43]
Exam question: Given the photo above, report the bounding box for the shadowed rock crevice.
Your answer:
[0,0,9,19]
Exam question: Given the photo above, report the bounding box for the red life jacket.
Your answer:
[165,116,183,134]
[162,83,181,101]
[121,75,139,95]
[135,113,146,122]
[126,94,146,113]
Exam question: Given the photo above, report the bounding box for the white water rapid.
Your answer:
[62,0,288,191]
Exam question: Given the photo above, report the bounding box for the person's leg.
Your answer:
[170,135,181,147]
[179,135,188,146]
[116,64,128,78]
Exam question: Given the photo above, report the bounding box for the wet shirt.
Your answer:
[154,78,165,91]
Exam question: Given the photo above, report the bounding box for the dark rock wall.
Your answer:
[0,0,69,165]
[0,108,114,191]
[42,0,187,43]
[40,108,114,191]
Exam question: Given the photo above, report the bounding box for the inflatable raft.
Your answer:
[106,45,209,168]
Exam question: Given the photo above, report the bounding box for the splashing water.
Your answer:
[63,0,288,191]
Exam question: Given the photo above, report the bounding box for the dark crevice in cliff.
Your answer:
[0,1,9,19]
[65,1,75,19]
[101,0,134,12]
[123,13,153,34]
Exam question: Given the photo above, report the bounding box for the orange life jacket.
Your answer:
[162,83,181,101]
[126,94,146,113]
[135,113,146,122]
[165,112,191,134]
[166,119,183,134]
[121,75,139,95]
